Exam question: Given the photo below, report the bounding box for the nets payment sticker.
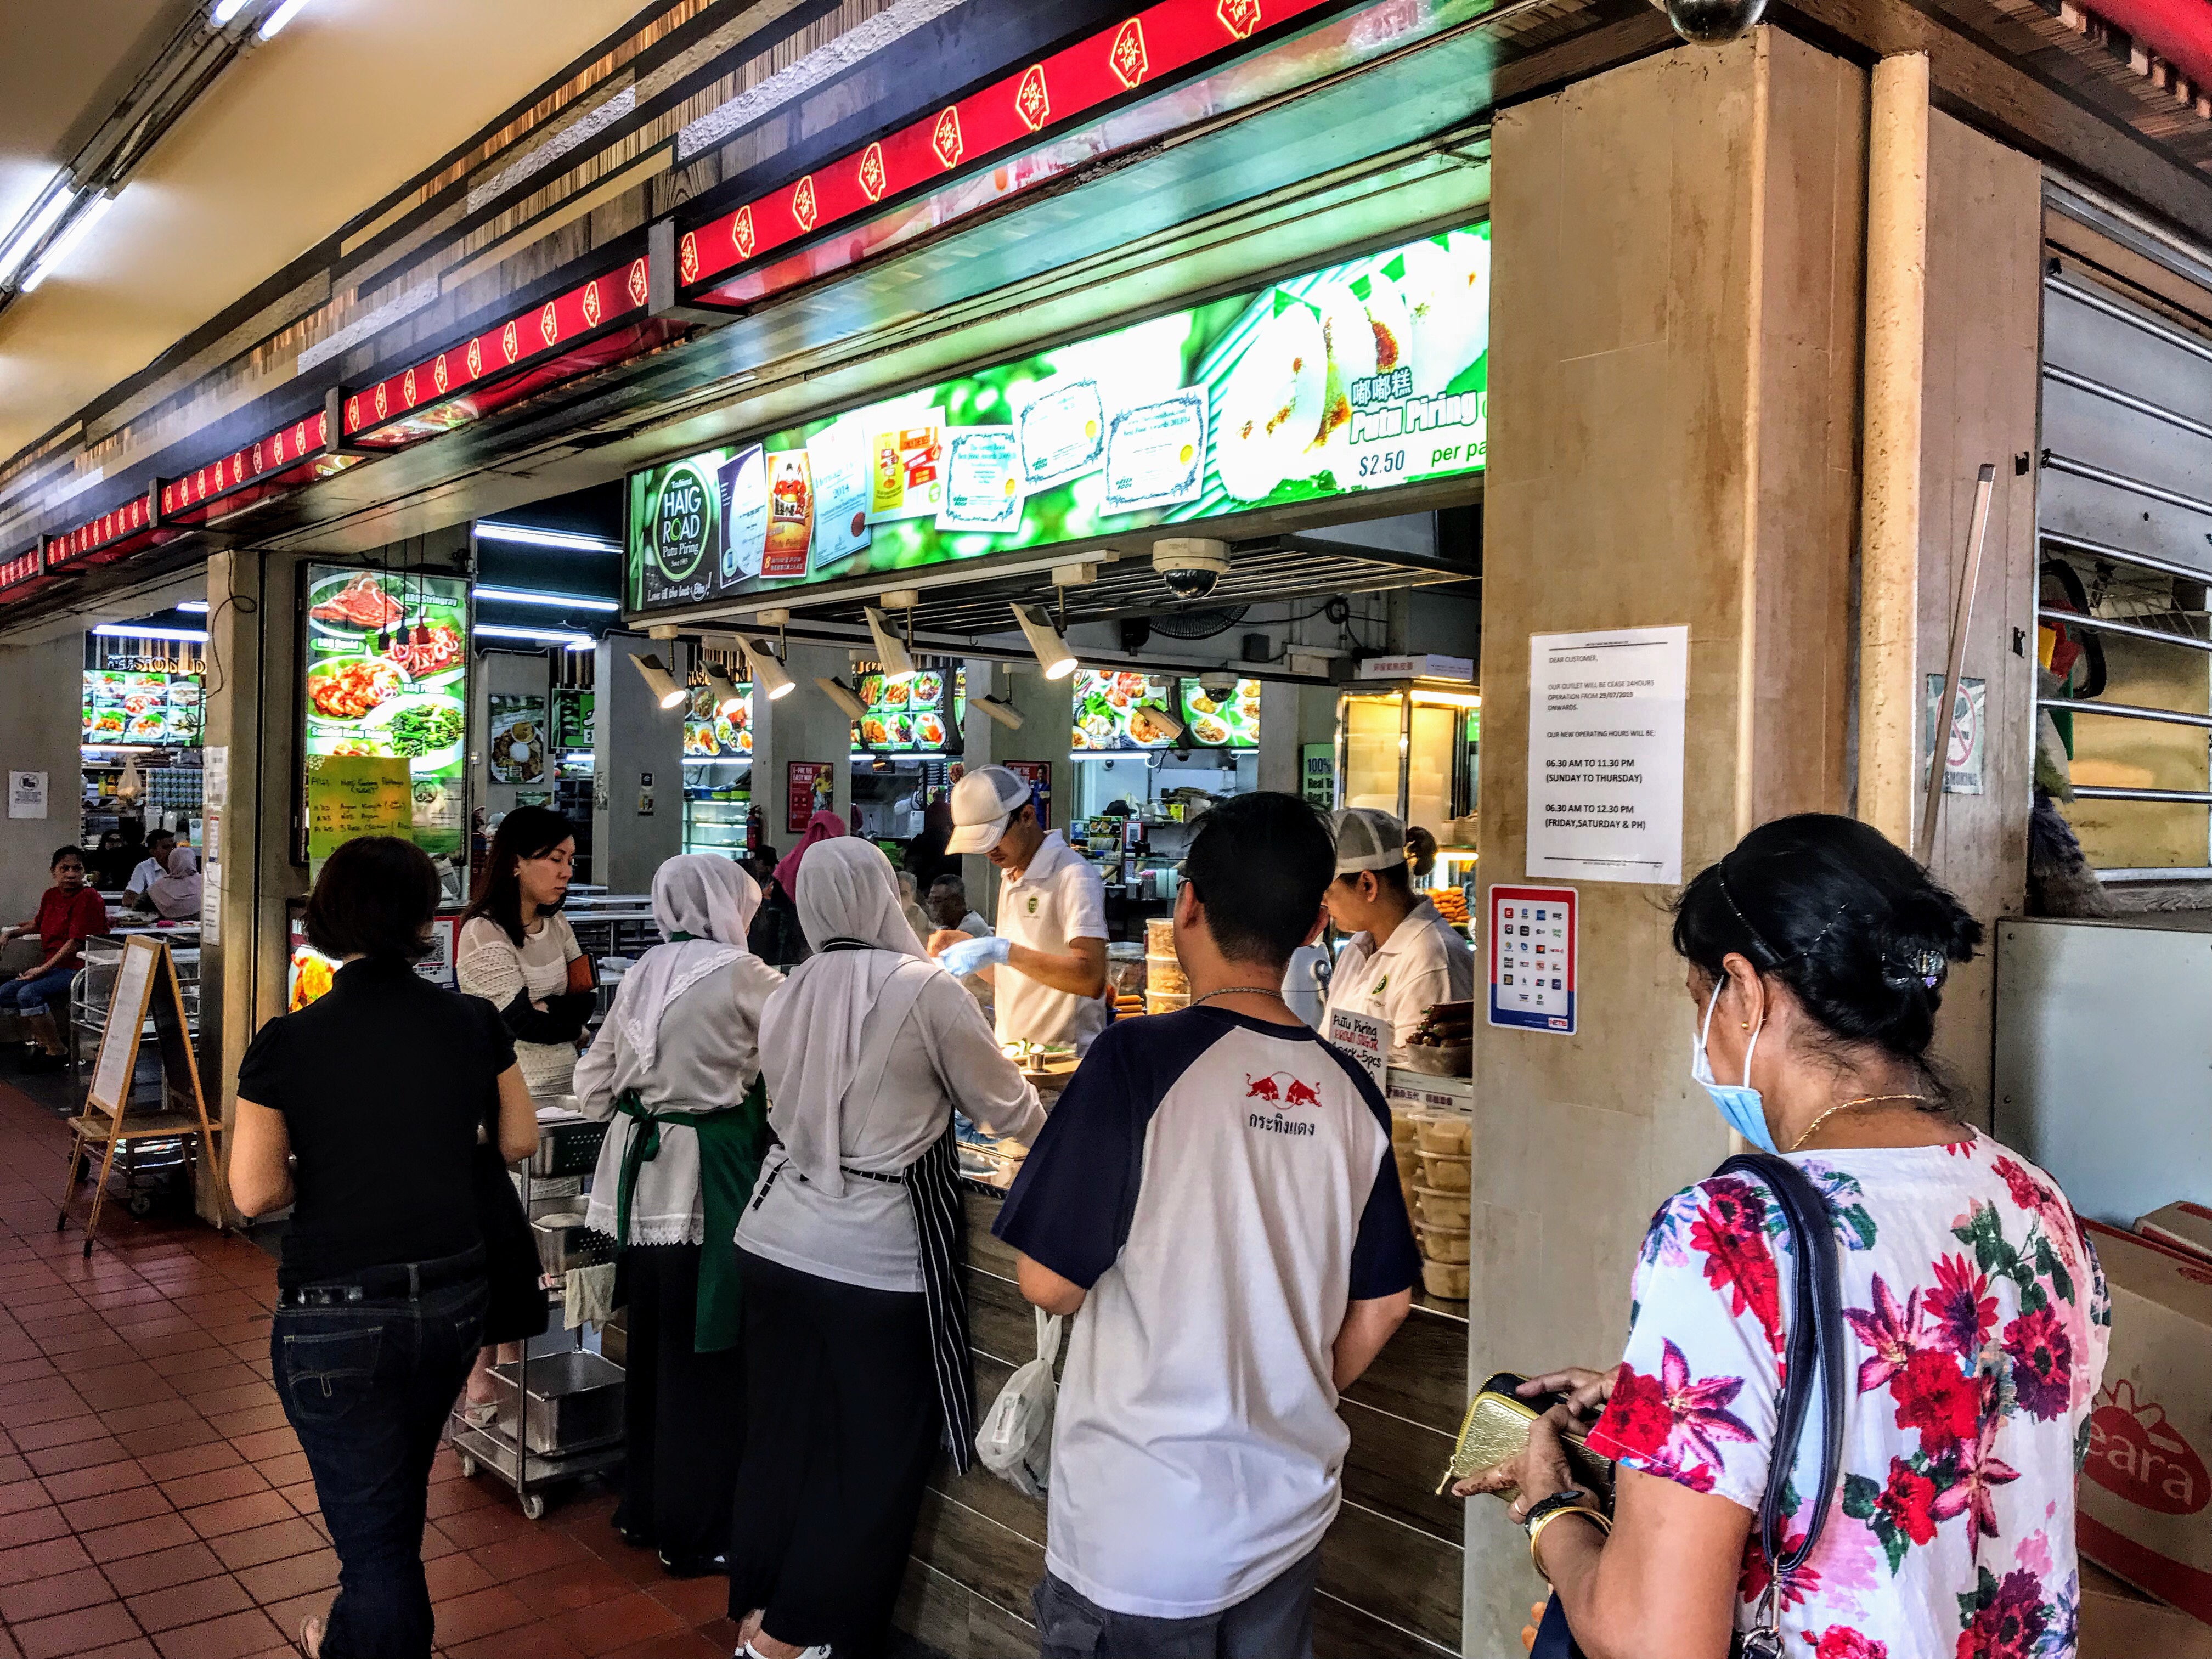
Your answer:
[1488,883,1577,1035]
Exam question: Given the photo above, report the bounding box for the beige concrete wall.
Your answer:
[1470,31,1866,1649]
[1912,111,2042,1125]
[0,631,86,921]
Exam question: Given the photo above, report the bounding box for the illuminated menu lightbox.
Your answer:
[629,220,1490,611]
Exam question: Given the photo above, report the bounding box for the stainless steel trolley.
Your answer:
[449,1109,624,1520]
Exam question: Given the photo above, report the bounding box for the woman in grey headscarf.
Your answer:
[727,838,1042,1659]
[574,855,781,1576]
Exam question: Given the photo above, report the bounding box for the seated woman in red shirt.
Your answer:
[0,846,108,1073]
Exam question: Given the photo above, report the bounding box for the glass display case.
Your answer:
[682,794,750,859]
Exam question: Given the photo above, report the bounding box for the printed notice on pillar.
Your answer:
[1526,625,1687,884]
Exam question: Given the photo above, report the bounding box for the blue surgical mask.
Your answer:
[1691,983,1776,1153]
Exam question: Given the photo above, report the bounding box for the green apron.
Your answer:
[610,1077,768,1353]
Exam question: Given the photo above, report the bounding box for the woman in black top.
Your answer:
[230,836,535,1659]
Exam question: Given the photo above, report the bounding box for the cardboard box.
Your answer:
[2140,1203,2212,1266]
[2079,1221,2212,1625]
[2080,1561,2212,1657]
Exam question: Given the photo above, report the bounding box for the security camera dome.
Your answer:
[1153,537,1231,602]
[1663,0,1764,42]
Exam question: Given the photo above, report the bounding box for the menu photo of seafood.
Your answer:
[82,670,204,747]
[302,565,471,856]
[1178,679,1261,749]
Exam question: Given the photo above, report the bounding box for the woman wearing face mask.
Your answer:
[1455,815,2108,1659]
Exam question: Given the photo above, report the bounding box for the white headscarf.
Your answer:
[760,838,936,1195]
[148,845,201,919]
[607,856,762,1073]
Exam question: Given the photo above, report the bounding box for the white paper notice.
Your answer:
[7,771,47,820]
[806,419,874,569]
[200,856,222,947]
[1526,625,1688,884]
[202,746,228,810]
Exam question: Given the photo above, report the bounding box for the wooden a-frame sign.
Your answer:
[58,935,221,1256]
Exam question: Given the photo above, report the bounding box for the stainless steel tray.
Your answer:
[487,1350,625,1455]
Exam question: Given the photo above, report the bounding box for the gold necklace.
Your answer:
[1787,1093,1929,1153]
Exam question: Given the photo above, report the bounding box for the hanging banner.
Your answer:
[631,221,1491,610]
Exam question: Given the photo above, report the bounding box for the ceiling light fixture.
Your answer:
[473,522,620,552]
[864,606,915,681]
[704,659,745,715]
[629,652,687,709]
[1012,602,1077,681]
[742,639,795,701]
[1133,701,1187,743]
[209,0,252,22]
[20,192,115,292]
[472,585,620,612]
[0,182,75,286]
[174,600,210,614]
[973,693,1024,731]
[257,0,314,40]
[477,623,594,650]
[815,677,868,721]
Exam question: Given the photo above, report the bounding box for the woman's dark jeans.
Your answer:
[271,1265,488,1659]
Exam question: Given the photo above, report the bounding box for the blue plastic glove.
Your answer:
[938,934,1012,977]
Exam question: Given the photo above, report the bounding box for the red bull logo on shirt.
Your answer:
[1245,1073,1321,1135]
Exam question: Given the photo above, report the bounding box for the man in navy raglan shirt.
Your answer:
[995,792,1419,1658]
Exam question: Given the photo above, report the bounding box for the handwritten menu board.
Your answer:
[88,939,158,1116]
[307,755,414,876]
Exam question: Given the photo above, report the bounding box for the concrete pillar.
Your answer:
[592,634,685,894]
[1257,681,1300,796]
[0,629,85,918]
[475,649,554,820]
[200,549,311,1224]
[1470,30,1866,1649]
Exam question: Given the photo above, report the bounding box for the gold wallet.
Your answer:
[1437,1371,1617,1499]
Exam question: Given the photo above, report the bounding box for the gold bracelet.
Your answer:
[1527,1504,1612,1582]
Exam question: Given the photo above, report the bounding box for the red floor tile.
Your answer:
[435,1586,539,1646]
[434,1503,537,1551]
[563,1592,687,1657]
[41,1458,148,1503]
[505,1561,634,1617]
[157,1465,269,1511]
[0,1476,52,1516]
[595,1631,723,1659]
[136,1442,238,1483]
[208,1404,291,1441]
[425,1551,497,1602]
[251,1452,309,1488]
[12,1415,113,1453]
[0,1562,119,1624]
[13,1600,142,1659]
[0,1534,92,1589]
[225,1428,297,1464]
[447,1621,588,1659]
[147,1607,284,1659]
[0,1506,73,1549]
[126,1571,256,1633]
[186,1488,295,1538]
[208,1517,325,1572]
[25,1437,133,1477]
[641,1573,727,1627]
[80,1511,200,1563]
[231,1547,336,1604]
[467,1527,594,1583]
[99,1539,229,1598]
[66,1641,158,1659]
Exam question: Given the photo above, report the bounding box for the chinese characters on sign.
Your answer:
[1526,625,1687,885]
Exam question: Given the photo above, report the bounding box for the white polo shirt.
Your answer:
[993,830,1108,1054]
[1323,898,1474,1064]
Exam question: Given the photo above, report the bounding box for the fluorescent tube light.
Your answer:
[258,0,313,39]
[210,0,251,22]
[478,623,594,650]
[92,624,207,642]
[0,183,75,286]
[174,601,210,613]
[474,522,619,552]
[472,585,620,612]
[20,192,113,292]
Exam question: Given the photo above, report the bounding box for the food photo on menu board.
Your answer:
[84,670,203,747]
[1178,679,1261,749]
[301,565,470,856]
[486,695,547,784]
[1071,671,1181,753]
[850,668,960,754]
[684,680,754,758]
[629,222,1491,609]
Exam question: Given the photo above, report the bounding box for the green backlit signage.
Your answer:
[630,220,1490,611]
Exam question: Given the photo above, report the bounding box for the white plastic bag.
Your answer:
[974,1306,1062,1497]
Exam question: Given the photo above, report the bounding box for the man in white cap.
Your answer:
[932,765,1109,1053]
[1321,808,1473,1066]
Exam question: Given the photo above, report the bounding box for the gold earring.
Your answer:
[1740,1021,1752,1030]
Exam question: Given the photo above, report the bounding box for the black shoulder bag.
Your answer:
[1530,1152,1848,1659]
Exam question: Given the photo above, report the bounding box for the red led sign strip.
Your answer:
[343,259,650,439]
[45,495,155,570]
[679,0,1329,294]
[0,549,40,591]
[159,410,332,521]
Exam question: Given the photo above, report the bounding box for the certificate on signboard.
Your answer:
[1489,884,1577,1035]
[1526,625,1687,884]
[1328,1008,1387,1087]
[938,428,1025,532]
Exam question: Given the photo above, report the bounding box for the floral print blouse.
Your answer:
[1585,1130,2109,1659]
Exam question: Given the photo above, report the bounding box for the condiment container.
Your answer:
[1146,990,1189,1015]
[1147,955,1189,996]
[1145,916,1176,956]
[1421,1259,1471,1299]
[1412,1185,1471,1229]
[1419,1152,1471,1193]
[1414,1113,1472,1156]
[1415,1222,1471,1264]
